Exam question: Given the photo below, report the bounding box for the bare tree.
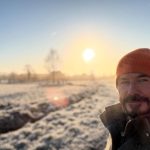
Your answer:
[45,49,60,84]
[24,64,35,82]
[8,72,17,83]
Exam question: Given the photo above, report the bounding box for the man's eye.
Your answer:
[119,80,129,85]
[138,78,149,82]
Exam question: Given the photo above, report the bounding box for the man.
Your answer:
[100,48,150,150]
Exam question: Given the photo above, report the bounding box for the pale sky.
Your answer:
[0,0,150,76]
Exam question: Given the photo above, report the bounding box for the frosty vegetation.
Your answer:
[0,78,118,150]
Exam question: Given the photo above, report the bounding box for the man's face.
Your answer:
[117,73,150,117]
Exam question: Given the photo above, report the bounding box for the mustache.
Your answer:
[123,94,150,104]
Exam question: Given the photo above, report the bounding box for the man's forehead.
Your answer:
[118,73,150,80]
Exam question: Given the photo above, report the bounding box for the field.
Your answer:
[0,78,118,150]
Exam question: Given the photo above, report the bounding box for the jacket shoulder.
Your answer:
[100,103,125,127]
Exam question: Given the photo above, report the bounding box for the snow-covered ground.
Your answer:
[0,78,118,150]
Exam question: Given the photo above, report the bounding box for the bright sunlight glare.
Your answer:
[82,48,95,62]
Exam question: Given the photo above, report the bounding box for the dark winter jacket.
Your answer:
[100,103,150,150]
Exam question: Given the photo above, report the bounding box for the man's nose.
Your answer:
[127,82,139,95]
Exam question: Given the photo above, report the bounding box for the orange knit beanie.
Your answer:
[116,48,150,79]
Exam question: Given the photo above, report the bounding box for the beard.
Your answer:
[120,94,150,118]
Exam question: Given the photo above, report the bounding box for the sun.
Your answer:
[82,48,95,62]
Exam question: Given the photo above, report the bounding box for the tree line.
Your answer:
[0,49,96,84]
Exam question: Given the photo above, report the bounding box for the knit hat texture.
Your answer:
[116,48,150,78]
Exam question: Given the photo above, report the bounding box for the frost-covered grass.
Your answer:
[0,78,118,150]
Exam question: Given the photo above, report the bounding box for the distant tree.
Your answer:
[45,49,60,84]
[24,64,36,82]
[24,65,31,81]
[8,72,17,83]
[0,73,8,83]
[50,71,66,85]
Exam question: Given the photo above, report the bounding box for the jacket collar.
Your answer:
[100,103,126,127]
[100,103,150,144]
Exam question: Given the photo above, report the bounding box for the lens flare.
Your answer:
[45,88,69,107]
